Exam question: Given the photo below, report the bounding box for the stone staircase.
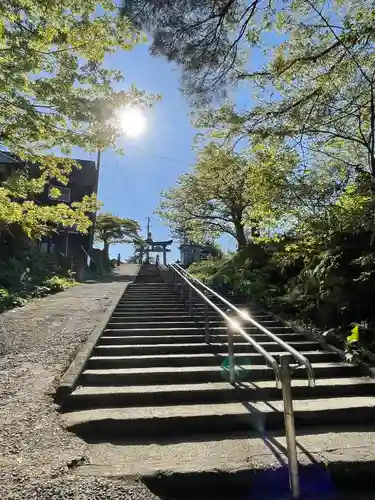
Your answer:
[61,264,375,497]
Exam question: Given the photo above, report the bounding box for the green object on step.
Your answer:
[220,357,251,382]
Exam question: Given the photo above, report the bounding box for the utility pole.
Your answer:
[146,216,152,240]
[145,216,152,263]
[87,148,101,266]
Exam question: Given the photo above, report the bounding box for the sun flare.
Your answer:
[118,107,146,138]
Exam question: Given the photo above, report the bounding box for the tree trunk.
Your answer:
[234,219,247,250]
[103,240,110,267]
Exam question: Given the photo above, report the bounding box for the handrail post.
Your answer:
[169,264,282,388]
[204,300,210,344]
[189,287,193,316]
[280,354,300,500]
[174,263,315,387]
[227,328,236,385]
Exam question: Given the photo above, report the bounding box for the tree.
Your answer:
[157,141,296,249]
[196,1,375,177]
[188,1,375,251]
[128,237,147,263]
[0,0,157,240]
[121,0,265,103]
[95,213,140,263]
[249,1,375,179]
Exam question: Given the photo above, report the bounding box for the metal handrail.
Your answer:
[159,262,306,499]
[173,263,315,388]
[166,264,282,388]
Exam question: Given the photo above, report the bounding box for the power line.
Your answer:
[88,144,189,166]
[126,145,186,164]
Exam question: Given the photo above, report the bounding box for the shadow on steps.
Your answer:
[142,464,375,500]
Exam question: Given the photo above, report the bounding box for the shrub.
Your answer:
[189,235,375,344]
[43,276,76,292]
[0,247,76,313]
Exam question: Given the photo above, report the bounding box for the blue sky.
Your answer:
[70,41,240,261]
[72,35,271,261]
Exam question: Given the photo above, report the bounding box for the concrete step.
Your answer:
[116,301,184,307]
[64,377,375,411]
[106,320,284,329]
[105,321,207,329]
[119,292,179,296]
[113,303,260,310]
[99,333,305,344]
[60,427,375,497]
[110,312,221,319]
[87,351,338,369]
[80,362,359,385]
[93,340,319,356]
[121,293,179,298]
[117,299,183,305]
[108,315,277,323]
[102,326,296,335]
[123,286,176,290]
[62,397,375,439]
[110,311,274,321]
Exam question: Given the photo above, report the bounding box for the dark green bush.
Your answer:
[189,235,375,341]
[0,247,75,313]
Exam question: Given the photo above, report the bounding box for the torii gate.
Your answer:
[145,237,172,266]
[144,218,172,266]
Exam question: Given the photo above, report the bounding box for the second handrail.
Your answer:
[172,263,315,388]
[167,264,282,387]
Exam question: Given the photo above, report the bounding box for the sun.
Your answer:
[118,107,146,138]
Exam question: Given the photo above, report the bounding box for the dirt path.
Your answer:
[0,265,158,499]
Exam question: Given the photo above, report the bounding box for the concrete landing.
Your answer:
[73,426,375,478]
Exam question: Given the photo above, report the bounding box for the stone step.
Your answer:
[62,396,375,440]
[99,332,305,344]
[113,307,189,313]
[110,312,221,318]
[105,320,284,329]
[80,362,359,386]
[122,286,176,290]
[87,351,337,369]
[119,292,180,297]
[102,326,296,335]
[113,302,256,310]
[127,293,174,296]
[117,299,184,305]
[127,284,174,288]
[64,377,375,411]
[108,315,280,324]
[110,311,274,321]
[93,340,319,356]
[126,290,173,293]
[62,427,375,497]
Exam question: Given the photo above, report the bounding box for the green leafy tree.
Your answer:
[128,237,147,264]
[245,1,375,179]
[195,1,375,177]
[95,213,140,263]
[121,0,265,103]
[188,1,375,251]
[157,141,297,249]
[0,0,157,240]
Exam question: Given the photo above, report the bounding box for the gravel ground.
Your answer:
[0,265,158,499]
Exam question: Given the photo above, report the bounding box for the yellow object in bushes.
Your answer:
[347,324,359,343]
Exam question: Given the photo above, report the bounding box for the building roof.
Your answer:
[0,151,96,187]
